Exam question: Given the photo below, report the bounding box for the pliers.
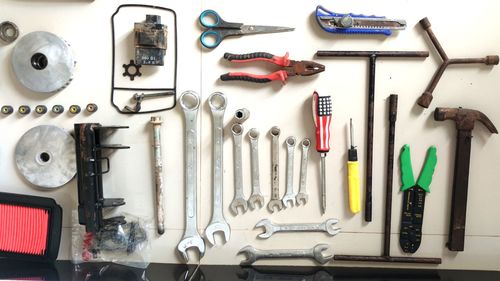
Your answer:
[220,52,325,83]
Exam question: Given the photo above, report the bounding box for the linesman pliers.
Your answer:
[220,52,325,83]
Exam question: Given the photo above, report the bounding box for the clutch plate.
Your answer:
[11,31,75,93]
[15,125,76,189]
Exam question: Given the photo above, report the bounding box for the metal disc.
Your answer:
[15,125,76,189]
[12,31,75,93]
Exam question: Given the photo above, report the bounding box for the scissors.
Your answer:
[199,10,294,49]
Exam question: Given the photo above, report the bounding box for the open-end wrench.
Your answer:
[248,128,264,210]
[254,218,341,239]
[267,126,284,213]
[230,123,248,215]
[238,244,333,265]
[205,92,231,246]
[177,91,205,263]
[296,138,311,206]
[282,136,297,207]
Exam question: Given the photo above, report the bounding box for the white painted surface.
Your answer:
[1,0,499,270]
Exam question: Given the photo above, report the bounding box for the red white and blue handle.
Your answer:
[312,91,332,153]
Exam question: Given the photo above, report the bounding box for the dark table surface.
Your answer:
[0,260,499,281]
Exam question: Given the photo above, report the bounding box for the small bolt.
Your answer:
[69,105,81,114]
[18,105,31,115]
[52,105,64,114]
[1,105,13,115]
[86,103,98,113]
[35,105,48,114]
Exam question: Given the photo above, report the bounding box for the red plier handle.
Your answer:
[220,52,291,83]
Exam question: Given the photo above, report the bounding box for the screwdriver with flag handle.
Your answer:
[311,91,332,215]
[347,118,361,214]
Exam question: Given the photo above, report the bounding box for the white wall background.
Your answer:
[1,0,499,270]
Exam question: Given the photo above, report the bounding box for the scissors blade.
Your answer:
[239,25,294,35]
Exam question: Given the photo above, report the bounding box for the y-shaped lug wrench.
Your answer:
[296,138,310,205]
[205,92,231,246]
[177,91,205,262]
[267,126,284,213]
[238,244,333,265]
[282,136,297,207]
[254,218,340,239]
[248,128,264,210]
[230,123,248,215]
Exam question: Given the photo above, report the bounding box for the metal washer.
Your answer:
[11,31,75,93]
[15,125,76,189]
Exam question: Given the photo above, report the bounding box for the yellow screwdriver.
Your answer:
[347,118,361,214]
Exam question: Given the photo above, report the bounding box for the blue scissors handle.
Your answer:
[199,9,243,49]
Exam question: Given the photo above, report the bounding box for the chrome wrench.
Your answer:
[238,244,333,265]
[248,128,264,210]
[255,218,340,239]
[267,126,284,213]
[230,123,248,215]
[205,92,231,246]
[282,136,296,207]
[177,91,205,262]
[296,138,311,205]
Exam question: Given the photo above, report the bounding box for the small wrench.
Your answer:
[238,244,333,265]
[205,92,231,246]
[248,128,264,210]
[267,126,284,213]
[230,123,248,215]
[282,136,296,207]
[296,138,311,206]
[177,91,205,263]
[254,218,341,239]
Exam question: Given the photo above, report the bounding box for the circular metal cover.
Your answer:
[12,31,75,93]
[15,125,76,189]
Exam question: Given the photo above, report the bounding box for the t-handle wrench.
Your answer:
[177,91,205,263]
[205,92,231,246]
[248,128,264,210]
[267,126,284,213]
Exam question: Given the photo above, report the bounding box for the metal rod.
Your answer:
[320,154,326,215]
[349,118,354,148]
[316,51,429,57]
[150,116,165,235]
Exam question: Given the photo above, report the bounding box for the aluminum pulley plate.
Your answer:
[12,31,75,93]
[15,125,76,189]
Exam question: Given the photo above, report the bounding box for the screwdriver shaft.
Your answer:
[320,154,326,214]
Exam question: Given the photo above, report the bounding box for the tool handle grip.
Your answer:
[347,161,361,214]
[220,71,288,83]
[314,117,331,152]
[224,52,290,66]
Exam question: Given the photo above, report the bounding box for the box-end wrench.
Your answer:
[248,128,264,210]
[255,218,341,239]
[230,123,248,215]
[238,244,333,265]
[267,126,284,213]
[177,91,205,263]
[205,92,230,246]
[296,138,311,206]
[282,136,297,207]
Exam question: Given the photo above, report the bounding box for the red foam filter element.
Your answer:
[0,204,49,256]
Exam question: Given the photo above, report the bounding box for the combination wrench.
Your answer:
[238,244,333,265]
[248,128,264,210]
[177,91,205,262]
[230,123,248,215]
[296,138,311,205]
[282,136,296,207]
[205,92,231,246]
[254,218,340,239]
[267,126,284,213]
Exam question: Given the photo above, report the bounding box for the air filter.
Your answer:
[0,192,62,262]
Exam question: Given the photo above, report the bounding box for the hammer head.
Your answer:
[434,107,498,133]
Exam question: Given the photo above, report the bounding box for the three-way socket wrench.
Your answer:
[177,91,205,263]
[230,123,248,215]
[205,92,231,246]
[248,128,264,210]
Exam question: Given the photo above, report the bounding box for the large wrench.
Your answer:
[267,126,284,213]
[296,138,311,206]
[282,136,296,207]
[254,218,341,239]
[238,244,333,265]
[205,92,230,246]
[177,91,205,263]
[230,123,248,215]
[248,128,264,210]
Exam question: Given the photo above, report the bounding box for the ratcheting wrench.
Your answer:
[205,92,231,246]
[267,126,284,212]
[296,138,310,205]
[254,218,340,239]
[177,91,205,263]
[282,136,296,207]
[248,128,264,210]
[230,123,248,215]
[238,244,333,265]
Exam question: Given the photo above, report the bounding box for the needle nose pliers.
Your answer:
[220,52,325,83]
